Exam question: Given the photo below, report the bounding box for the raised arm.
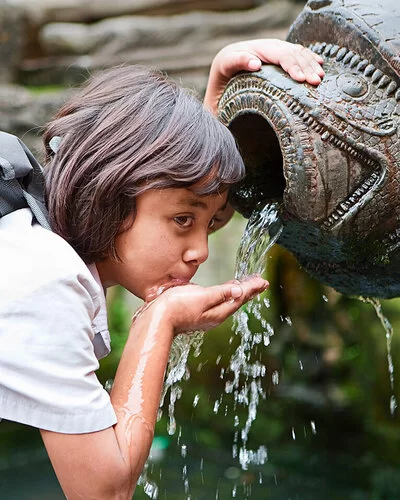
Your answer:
[204,38,325,115]
[41,276,268,499]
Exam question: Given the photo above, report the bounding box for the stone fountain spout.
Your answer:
[218,0,400,299]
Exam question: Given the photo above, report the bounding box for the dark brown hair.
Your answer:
[43,65,244,263]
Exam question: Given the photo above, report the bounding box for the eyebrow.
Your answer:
[181,196,227,212]
[186,198,208,210]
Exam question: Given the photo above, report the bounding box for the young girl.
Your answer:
[0,40,323,498]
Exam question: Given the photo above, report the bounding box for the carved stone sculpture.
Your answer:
[218,0,400,298]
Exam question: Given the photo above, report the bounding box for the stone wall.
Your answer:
[1,0,302,154]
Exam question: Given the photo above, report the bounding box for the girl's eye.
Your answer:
[174,216,193,228]
[208,218,216,229]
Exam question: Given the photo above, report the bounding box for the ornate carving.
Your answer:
[219,0,400,298]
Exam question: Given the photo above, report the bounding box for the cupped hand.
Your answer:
[148,275,269,335]
[204,38,325,115]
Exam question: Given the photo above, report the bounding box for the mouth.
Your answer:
[145,276,193,303]
[218,65,386,235]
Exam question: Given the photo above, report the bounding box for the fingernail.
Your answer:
[248,58,261,71]
[231,285,243,298]
[298,70,305,78]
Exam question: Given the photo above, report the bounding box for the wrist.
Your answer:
[132,297,176,340]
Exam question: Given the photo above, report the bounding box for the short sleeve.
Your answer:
[0,272,117,433]
[0,209,117,434]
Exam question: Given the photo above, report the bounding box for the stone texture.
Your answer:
[0,0,26,83]
[21,2,299,87]
[40,2,297,56]
[8,0,260,25]
[218,0,400,298]
[2,0,298,155]
[0,84,70,155]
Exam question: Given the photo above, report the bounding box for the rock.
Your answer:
[9,0,260,26]
[0,83,70,155]
[22,2,299,86]
[0,84,34,131]
[40,2,298,56]
[0,0,26,83]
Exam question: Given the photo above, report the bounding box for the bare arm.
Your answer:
[41,276,268,499]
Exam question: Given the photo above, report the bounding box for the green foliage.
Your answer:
[141,245,400,497]
[2,247,400,498]
[96,286,132,386]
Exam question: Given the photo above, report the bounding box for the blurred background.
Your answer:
[1,0,400,498]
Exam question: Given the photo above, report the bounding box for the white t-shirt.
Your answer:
[0,208,117,433]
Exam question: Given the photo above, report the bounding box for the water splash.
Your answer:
[226,202,283,469]
[159,330,204,435]
[140,203,282,495]
[235,202,283,280]
[137,462,159,499]
[141,330,204,497]
[359,296,397,415]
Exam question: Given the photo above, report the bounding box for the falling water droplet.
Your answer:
[227,203,283,470]
[310,420,317,435]
[359,297,397,415]
[390,395,398,414]
[143,480,159,499]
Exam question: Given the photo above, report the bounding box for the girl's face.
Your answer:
[96,186,229,301]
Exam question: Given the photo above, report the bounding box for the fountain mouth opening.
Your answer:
[228,112,286,217]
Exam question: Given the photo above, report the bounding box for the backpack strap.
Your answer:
[0,132,50,230]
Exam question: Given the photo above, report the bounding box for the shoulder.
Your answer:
[0,208,101,313]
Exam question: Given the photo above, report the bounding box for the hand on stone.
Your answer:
[204,38,325,114]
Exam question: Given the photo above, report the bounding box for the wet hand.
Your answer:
[204,38,324,114]
[148,275,269,334]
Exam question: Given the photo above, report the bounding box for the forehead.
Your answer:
[181,189,227,209]
[137,187,228,212]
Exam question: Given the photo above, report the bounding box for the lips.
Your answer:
[144,276,194,303]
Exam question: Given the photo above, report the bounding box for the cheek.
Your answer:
[132,231,178,268]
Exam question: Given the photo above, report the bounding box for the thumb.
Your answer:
[220,51,262,78]
[208,276,268,308]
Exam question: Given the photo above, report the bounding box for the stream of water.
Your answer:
[224,202,283,470]
[359,296,398,415]
[139,203,282,497]
[140,202,397,498]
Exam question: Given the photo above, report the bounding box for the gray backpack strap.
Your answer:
[0,131,50,230]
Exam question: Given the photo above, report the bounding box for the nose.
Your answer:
[183,233,209,266]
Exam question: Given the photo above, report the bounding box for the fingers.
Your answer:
[202,276,269,322]
[204,39,324,114]
[209,275,269,308]
[152,276,269,334]
[217,48,261,78]
[291,44,325,84]
[272,43,324,85]
[226,51,262,74]
[225,39,325,86]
